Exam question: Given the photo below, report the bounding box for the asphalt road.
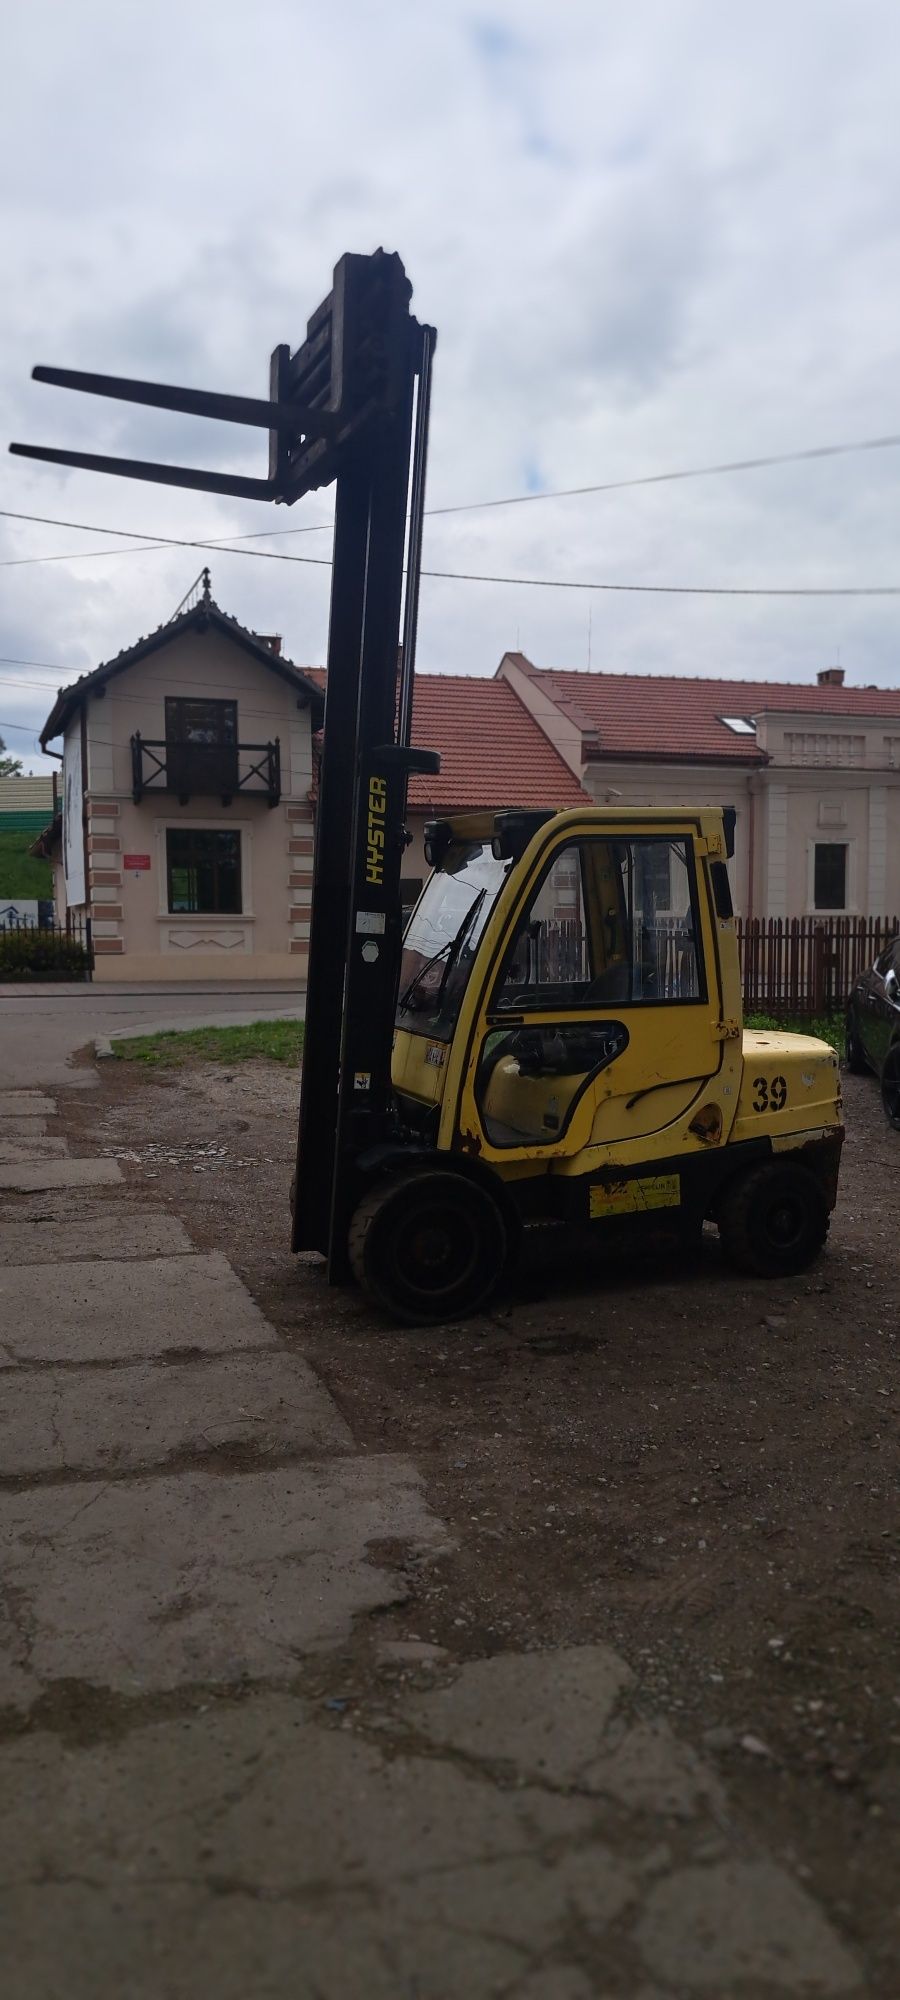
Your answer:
[0,981,305,1090]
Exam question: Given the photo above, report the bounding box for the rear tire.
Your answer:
[717,1159,829,1278]
[349,1169,508,1325]
[844,1016,868,1075]
[881,1046,900,1131]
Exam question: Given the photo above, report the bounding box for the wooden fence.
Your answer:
[736,915,898,1016]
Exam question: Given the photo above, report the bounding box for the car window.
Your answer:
[890,940,900,979]
[875,946,894,976]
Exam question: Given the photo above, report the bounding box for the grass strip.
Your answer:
[112,1019,304,1067]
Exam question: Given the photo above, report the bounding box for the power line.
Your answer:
[6,426,900,566]
[0,508,333,571]
[425,430,900,517]
[423,566,900,598]
[2,509,900,598]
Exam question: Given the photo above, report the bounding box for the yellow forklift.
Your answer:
[13,248,843,1324]
[359,803,843,1319]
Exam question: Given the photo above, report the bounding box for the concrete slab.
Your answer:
[0,1117,50,1138]
[0,1459,447,1704]
[0,1091,57,1117]
[0,1349,354,1476]
[0,1136,70,1162]
[0,1205,194,1265]
[407,1647,723,1820]
[0,1251,275,1365]
[0,1697,860,2000]
[0,1158,122,1193]
[636,1859,861,1993]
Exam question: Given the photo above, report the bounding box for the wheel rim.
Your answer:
[369,1180,505,1316]
[404,1202,481,1298]
[761,1191,808,1252]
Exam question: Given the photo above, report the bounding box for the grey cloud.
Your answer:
[3,0,900,754]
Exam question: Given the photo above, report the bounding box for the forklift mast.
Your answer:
[11,249,439,1280]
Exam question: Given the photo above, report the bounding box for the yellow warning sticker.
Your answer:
[589,1173,681,1219]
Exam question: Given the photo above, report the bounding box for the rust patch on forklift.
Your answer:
[688,1103,723,1145]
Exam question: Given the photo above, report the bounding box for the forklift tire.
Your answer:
[348,1169,508,1325]
[717,1159,829,1279]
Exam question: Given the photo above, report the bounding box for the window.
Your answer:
[396,843,511,1040]
[166,829,242,914]
[165,698,237,747]
[165,699,238,797]
[492,836,703,1013]
[813,842,847,911]
[400,875,424,922]
[719,715,756,736]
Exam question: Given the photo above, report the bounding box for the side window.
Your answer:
[490,836,703,1015]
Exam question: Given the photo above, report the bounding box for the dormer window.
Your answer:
[718,715,756,736]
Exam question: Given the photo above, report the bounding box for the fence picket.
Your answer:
[735,913,897,1015]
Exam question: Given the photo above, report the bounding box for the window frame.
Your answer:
[487,832,708,1018]
[165,826,243,916]
[164,696,238,746]
[811,839,849,914]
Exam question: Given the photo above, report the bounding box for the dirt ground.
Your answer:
[61,1054,900,1985]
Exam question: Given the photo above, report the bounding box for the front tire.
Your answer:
[881,1047,900,1131]
[717,1159,829,1278]
[349,1169,508,1325]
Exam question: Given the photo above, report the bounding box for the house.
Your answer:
[498,653,900,919]
[0,774,56,834]
[39,577,323,982]
[38,575,900,988]
[1,775,57,916]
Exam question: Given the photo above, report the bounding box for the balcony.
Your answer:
[130,733,281,808]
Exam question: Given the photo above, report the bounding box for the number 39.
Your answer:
[752,1075,787,1113]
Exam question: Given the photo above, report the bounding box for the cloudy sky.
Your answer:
[3,0,900,773]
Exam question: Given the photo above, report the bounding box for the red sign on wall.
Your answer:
[123,854,152,871]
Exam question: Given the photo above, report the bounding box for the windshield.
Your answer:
[396,841,511,1040]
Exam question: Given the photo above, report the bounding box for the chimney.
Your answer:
[817,665,844,687]
[257,634,282,656]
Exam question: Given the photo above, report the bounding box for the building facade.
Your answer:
[498,654,900,919]
[39,597,900,987]
[40,586,323,982]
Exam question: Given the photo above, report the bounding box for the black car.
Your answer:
[846,935,900,1128]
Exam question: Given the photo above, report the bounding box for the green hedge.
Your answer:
[0,929,91,980]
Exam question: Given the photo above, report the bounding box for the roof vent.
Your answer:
[817,666,844,686]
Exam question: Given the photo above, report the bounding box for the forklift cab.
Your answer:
[348,804,843,1322]
[393,806,732,1161]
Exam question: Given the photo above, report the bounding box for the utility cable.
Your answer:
[1,510,899,597]
[7,424,900,559]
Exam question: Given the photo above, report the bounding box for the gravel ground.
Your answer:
[61,1054,900,1984]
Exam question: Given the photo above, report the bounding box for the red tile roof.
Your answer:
[408,675,590,808]
[307,668,589,808]
[506,656,900,765]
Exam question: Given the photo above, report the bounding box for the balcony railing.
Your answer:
[131,733,281,807]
